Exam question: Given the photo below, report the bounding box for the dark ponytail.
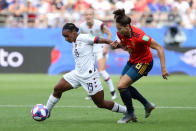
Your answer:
[113,9,131,26]
[62,23,79,32]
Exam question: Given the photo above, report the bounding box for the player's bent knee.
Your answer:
[54,85,63,93]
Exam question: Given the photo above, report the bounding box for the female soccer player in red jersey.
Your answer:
[112,9,169,123]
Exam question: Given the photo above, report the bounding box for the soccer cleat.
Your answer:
[84,96,91,100]
[111,91,117,100]
[117,112,137,124]
[46,111,50,118]
[145,103,156,118]
[111,92,117,100]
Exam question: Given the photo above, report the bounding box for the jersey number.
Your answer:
[136,63,142,70]
[87,83,93,92]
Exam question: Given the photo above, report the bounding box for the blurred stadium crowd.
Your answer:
[0,0,195,28]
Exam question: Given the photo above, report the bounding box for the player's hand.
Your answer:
[110,40,120,48]
[162,67,169,80]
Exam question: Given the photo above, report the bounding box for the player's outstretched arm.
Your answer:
[95,37,113,45]
[94,37,122,49]
[150,39,169,80]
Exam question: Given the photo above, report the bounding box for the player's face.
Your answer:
[62,30,75,43]
[116,23,131,38]
[85,9,94,24]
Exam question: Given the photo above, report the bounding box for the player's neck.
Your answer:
[74,34,79,42]
[87,21,94,28]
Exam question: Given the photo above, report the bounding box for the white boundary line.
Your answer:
[0,105,196,109]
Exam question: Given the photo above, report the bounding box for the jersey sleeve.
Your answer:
[84,34,99,44]
[100,22,104,31]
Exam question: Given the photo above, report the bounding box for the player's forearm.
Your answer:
[107,33,112,40]
[157,46,166,69]
[96,37,113,44]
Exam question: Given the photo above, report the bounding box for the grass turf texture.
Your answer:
[0,74,196,131]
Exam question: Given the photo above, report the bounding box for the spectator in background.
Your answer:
[154,0,172,28]
[157,0,171,12]
[46,2,61,28]
[140,7,154,27]
[36,0,51,28]
[148,0,159,13]
[92,0,113,21]
[134,0,148,12]
[134,0,148,24]
[165,5,186,47]
[173,0,190,14]
[73,0,90,13]
[53,0,65,11]
[26,1,37,27]
[114,0,134,15]
[182,7,195,29]
[6,0,15,6]
[8,0,25,27]
[0,0,8,26]
[0,0,8,11]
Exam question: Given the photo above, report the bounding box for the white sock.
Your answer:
[46,94,59,112]
[100,70,115,92]
[112,102,127,113]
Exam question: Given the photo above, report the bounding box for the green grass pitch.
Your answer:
[0,74,196,131]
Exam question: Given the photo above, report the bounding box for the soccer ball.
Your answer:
[31,104,49,121]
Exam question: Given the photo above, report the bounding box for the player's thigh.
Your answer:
[118,62,142,89]
[121,61,132,76]
[118,74,133,89]
[80,72,103,96]
[95,51,108,71]
[97,57,107,71]
[62,70,81,90]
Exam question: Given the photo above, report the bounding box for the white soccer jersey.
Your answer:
[72,34,97,78]
[79,19,106,53]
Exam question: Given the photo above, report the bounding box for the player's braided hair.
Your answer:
[113,9,131,26]
[62,23,79,32]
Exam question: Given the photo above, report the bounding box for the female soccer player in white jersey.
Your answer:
[46,23,126,121]
[79,8,117,100]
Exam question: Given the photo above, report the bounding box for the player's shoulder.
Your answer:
[77,34,88,40]
[131,26,144,34]
[79,21,87,28]
[131,26,145,39]
[77,34,94,41]
[94,19,103,25]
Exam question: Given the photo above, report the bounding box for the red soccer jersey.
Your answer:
[117,26,153,64]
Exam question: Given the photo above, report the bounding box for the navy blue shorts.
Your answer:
[121,61,153,82]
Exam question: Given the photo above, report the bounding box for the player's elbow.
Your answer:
[158,45,164,53]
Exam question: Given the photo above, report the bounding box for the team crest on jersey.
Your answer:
[142,35,149,42]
